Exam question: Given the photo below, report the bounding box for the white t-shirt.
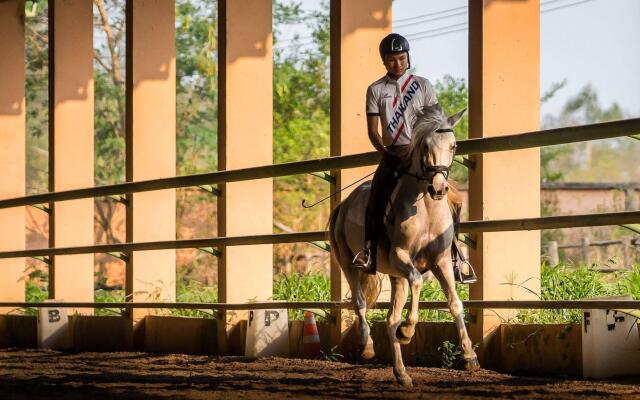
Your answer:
[366,72,438,146]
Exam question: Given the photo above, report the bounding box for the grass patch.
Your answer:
[273,272,330,321]
[515,263,640,324]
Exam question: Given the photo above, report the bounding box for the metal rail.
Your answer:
[2,300,639,310]
[1,118,639,210]
[1,211,638,259]
[558,238,639,249]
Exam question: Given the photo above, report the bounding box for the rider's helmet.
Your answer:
[378,33,411,68]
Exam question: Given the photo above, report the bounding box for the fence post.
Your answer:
[217,0,274,355]
[48,0,95,315]
[467,0,541,366]
[624,188,633,211]
[329,0,391,351]
[547,241,559,266]
[0,0,26,312]
[125,0,177,344]
[622,237,632,269]
[581,237,591,266]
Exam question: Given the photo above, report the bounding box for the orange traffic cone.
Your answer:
[302,310,321,359]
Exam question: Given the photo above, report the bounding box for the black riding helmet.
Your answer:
[379,33,411,68]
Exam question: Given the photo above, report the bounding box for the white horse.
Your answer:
[328,104,479,387]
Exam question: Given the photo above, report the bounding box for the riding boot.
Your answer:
[451,199,477,284]
[353,151,400,275]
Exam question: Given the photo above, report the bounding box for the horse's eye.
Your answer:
[451,144,457,150]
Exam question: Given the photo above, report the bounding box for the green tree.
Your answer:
[434,75,469,183]
[272,1,332,270]
[541,84,633,182]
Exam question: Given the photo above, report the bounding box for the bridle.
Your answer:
[402,127,455,187]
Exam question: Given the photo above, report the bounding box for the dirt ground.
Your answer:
[1,349,639,400]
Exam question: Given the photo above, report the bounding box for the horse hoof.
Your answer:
[396,324,414,345]
[398,323,416,340]
[396,373,413,387]
[464,357,481,372]
[360,343,375,360]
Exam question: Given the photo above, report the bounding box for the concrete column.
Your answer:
[48,0,94,314]
[0,0,26,311]
[468,0,541,355]
[329,0,391,345]
[217,0,273,354]
[126,0,176,327]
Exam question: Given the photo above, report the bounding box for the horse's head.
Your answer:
[408,104,466,200]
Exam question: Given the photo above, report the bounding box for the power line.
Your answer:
[276,0,599,48]
[392,0,592,29]
[409,27,468,42]
[404,22,468,39]
[541,0,596,13]
[401,0,598,40]
[393,5,467,24]
[394,10,467,29]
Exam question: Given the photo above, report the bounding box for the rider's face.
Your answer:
[383,52,408,78]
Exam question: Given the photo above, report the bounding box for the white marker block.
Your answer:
[37,300,72,350]
[582,295,640,378]
[245,308,289,358]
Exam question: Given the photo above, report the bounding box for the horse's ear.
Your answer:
[448,108,467,127]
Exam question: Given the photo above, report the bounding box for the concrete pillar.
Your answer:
[126,0,176,327]
[217,0,273,354]
[329,0,391,346]
[467,0,541,354]
[48,0,94,314]
[0,0,26,311]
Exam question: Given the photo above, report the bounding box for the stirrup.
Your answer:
[352,247,373,272]
[454,260,477,284]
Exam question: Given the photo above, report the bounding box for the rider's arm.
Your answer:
[367,115,386,153]
[366,85,386,153]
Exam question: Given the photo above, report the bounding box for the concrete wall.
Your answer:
[0,315,582,377]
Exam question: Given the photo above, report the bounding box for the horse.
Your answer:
[328,103,479,387]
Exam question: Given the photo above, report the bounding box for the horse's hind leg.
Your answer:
[387,276,412,387]
[337,247,374,360]
[433,258,479,371]
[355,273,375,360]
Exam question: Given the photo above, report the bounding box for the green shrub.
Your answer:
[169,279,218,318]
[516,263,623,324]
[273,272,330,321]
[94,289,125,316]
[23,280,48,316]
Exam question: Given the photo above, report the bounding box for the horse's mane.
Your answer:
[406,104,447,159]
[407,104,462,215]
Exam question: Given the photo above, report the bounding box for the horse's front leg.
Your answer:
[433,256,479,371]
[387,276,412,387]
[390,248,423,344]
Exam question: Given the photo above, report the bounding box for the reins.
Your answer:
[400,127,454,183]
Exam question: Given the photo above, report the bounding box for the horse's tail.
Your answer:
[327,203,341,255]
[361,273,382,310]
[329,201,380,309]
[447,179,463,215]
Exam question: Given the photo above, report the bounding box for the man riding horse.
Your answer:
[353,33,476,284]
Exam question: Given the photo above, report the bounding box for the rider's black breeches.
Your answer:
[364,151,402,262]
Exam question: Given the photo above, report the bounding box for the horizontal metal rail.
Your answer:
[1,118,639,210]
[1,300,639,310]
[1,211,638,259]
[0,232,326,259]
[461,210,640,232]
[558,238,639,249]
